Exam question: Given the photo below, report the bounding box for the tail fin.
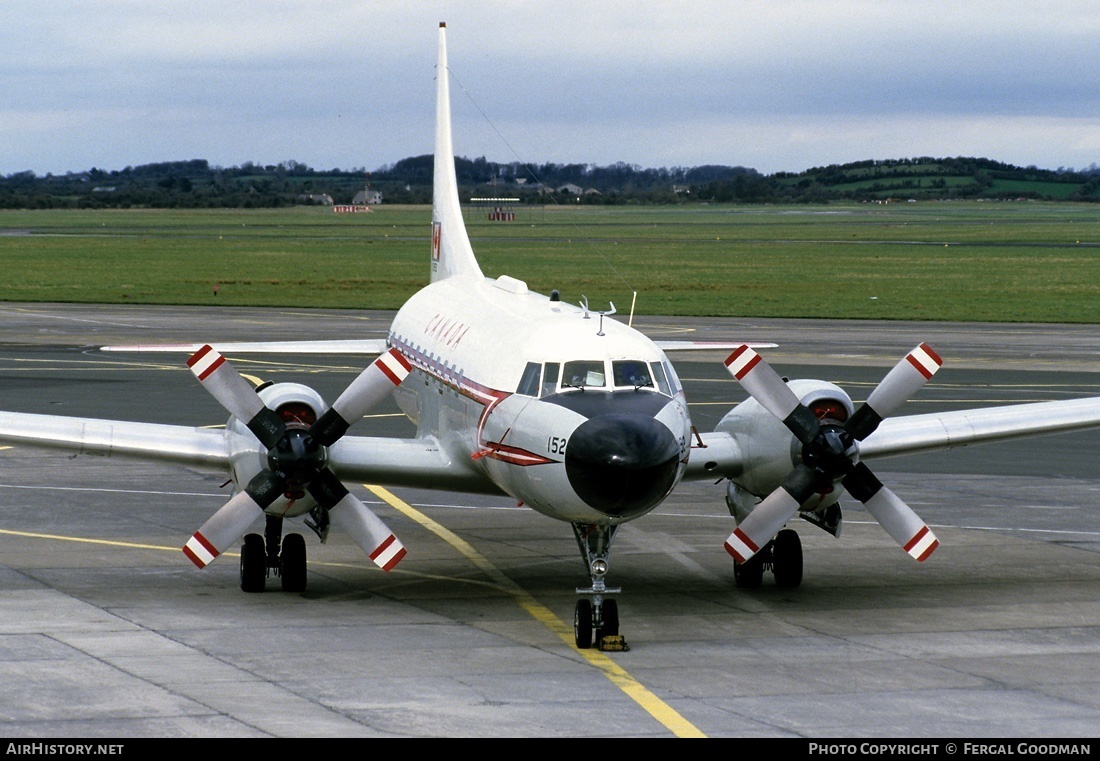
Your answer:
[431,22,483,283]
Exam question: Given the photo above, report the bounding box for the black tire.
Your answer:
[280,533,307,593]
[772,529,803,589]
[574,599,593,649]
[240,533,266,593]
[597,598,619,639]
[734,552,764,588]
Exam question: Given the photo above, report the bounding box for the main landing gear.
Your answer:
[733,527,803,589]
[240,515,308,593]
[572,523,628,651]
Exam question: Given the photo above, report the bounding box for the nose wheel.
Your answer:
[572,523,628,651]
[574,597,621,649]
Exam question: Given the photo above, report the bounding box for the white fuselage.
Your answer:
[387,272,692,525]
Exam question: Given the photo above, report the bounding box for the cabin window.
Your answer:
[613,360,652,389]
[516,362,541,396]
[649,361,672,396]
[562,360,606,389]
[541,363,560,396]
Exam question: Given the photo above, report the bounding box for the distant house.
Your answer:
[298,193,333,205]
[353,189,383,205]
[557,183,583,195]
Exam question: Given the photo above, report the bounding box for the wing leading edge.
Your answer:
[0,410,497,493]
[683,395,1100,481]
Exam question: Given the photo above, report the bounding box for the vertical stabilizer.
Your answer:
[431,23,483,283]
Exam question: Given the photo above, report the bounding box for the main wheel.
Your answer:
[597,598,619,639]
[280,533,307,593]
[240,533,266,593]
[574,599,594,649]
[734,552,764,588]
[772,529,803,588]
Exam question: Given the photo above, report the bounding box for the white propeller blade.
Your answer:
[187,344,284,448]
[862,343,943,423]
[724,466,818,563]
[311,348,413,446]
[183,490,264,569]
[862,486,939,562]
[331,348,412,424]
[724,487,801,563]
[724,345,801,421]
[187,344,264,422]
[329,492,407,571]
[725,345,820,443]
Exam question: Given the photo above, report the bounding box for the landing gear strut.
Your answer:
[733,528,803,589]
[239,515,308,593]
[572,523,627,651]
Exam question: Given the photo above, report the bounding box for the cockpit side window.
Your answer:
[562,360,606,389]
[516,362,541,396]
[649,361,672,395]
[613,360,652,389]
[540,363,560,397]
[663,360,683,395]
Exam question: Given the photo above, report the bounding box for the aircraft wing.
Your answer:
[0,411,230,468]
[654,340,778,351]
[0,411,500,494]
[100,339,390,355]
[857,396,1100,460]
[683,396,1100,481]
[103,339,775,355]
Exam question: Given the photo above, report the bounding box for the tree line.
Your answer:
[2,156,1098,209]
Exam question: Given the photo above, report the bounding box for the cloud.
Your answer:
[2,1,1098,175]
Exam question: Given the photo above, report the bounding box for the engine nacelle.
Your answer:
[225,382,328,519]
[715,378,855,518]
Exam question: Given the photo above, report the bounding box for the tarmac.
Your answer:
[0,303,1098,738]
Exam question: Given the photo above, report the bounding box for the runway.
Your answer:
[0,303,1099,738]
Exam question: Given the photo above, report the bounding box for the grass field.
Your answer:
[2,202,1099,322]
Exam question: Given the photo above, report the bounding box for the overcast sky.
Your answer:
[3,1,1099,177]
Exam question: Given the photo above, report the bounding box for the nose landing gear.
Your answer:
[572,523,628,651]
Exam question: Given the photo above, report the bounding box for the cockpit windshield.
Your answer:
[612,360,652,389]
[561,360,605,389]
[517,358,674,397]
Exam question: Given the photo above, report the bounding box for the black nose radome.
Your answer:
[565,414,681,518]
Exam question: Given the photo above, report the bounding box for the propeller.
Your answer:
[182,345,412,571]
[721,343,942,564]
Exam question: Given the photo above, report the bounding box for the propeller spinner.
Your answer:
[721,343,942,565]
[182,345,412,572]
